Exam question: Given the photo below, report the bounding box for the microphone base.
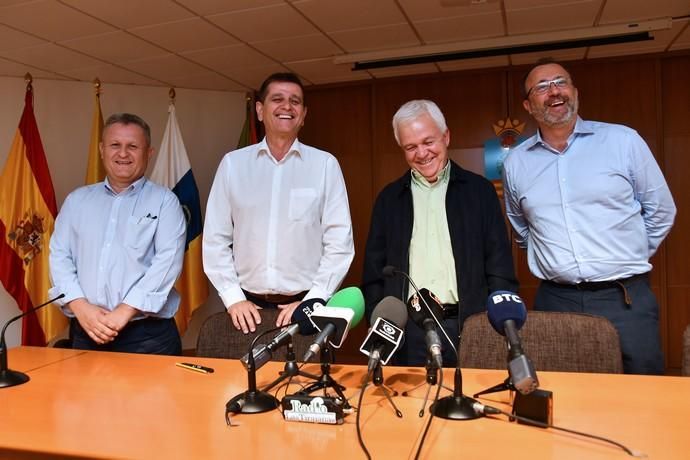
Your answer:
[431,395,482,420]
[226,391,279,414]
[0,369,30,388]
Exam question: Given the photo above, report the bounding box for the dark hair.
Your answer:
[521,57,572,99]
[103,113,151,147]
[257,73,305,103]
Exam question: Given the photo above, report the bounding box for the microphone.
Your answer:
[487,291,539,395]
[1,293,65,388]
[302,287,365,362]
[384,266,481,420]
[240,298,325,370]
[359,296,407,371]
[406,292,443,369]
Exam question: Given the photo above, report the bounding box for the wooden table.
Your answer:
[1,346,689,459]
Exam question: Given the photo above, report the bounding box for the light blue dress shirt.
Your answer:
[49,176,186,318]
[503,117,676,284]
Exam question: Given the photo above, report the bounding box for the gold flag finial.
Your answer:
[24,72,33,89]
[93,77,101,95]
[169,87,176,103]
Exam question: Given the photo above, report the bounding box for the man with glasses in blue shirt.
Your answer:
[503,60,676,374]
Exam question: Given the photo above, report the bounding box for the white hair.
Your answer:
[392,99,448,145]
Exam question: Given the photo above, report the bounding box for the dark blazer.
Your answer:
[362,161,518,364]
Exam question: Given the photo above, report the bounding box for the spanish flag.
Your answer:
[150,102,208,335]
[84,80,105,184]
[0,80,67,345]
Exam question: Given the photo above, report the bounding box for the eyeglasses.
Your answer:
[525,77,570,98]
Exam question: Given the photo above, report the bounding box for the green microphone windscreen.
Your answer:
[326,286,365,327]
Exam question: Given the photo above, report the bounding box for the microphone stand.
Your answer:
[349,361,403,417]
[1,294,65,389]
[384,267,479,419]
[297,345,352,411]
[261,340,321,393]
[473,376,516,398]
[226,329,280,416]
[431,367,481,420]
[401,357,452,417]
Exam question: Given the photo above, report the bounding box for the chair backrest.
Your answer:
[682,324,690,377]
[459,311,624,373]
[195,309,317,361]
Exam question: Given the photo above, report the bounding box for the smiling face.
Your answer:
[398,112,450,183]
[523,63,578,128]
[100,122,153,193]
[256,81,307,141]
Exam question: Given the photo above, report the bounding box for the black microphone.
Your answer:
[359,296,407,372]
[406,292,443,369]
[383,266,481,420]
[240,298,324,370]
[487,291,539,395]
[1,293,65,389]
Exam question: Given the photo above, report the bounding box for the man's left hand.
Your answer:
[276,301,301,327]
[104,304,139,332]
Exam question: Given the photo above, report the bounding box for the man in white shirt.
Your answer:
[203,73,354,334]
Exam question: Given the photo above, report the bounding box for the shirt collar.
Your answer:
[528,116,592,150]
[104,176,147,195]
[257,137,302,162]
[411,160,450,189]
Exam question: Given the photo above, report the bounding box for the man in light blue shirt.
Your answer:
[49,113,186,355]
[503,60,676,374]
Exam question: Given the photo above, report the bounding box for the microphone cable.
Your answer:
[413,366,444,460]
[355,368,375,460]
[474,402,643,457]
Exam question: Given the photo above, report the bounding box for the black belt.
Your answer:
[243,290,307,305]
[543,273,647,306]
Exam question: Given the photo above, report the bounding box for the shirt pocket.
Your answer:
[125,215,158,249]
[288,188,318,222]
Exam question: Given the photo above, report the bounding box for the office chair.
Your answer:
[195,309,317,361]
[459,310,624,373]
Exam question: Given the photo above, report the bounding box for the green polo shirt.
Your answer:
[408,161,459,304]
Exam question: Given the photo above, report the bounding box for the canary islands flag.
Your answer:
[150,103,208,335]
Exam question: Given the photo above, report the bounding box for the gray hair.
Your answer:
[392,100,448,145]
[103,113,151,148]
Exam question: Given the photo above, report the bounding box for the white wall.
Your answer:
[0,76,245,348]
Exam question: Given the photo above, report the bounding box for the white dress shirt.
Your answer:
[203,138,354,308]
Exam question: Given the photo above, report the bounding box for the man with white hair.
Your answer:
[362,99,517,366]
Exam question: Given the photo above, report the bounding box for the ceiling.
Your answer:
[0,0,688,92]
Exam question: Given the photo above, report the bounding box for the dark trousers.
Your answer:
[70,317,182,356]
[534,275,664,375]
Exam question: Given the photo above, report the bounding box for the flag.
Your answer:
[85,82,105,184]
[150,103,208,335]
[0,81,67,345]
[236,92,259,149]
